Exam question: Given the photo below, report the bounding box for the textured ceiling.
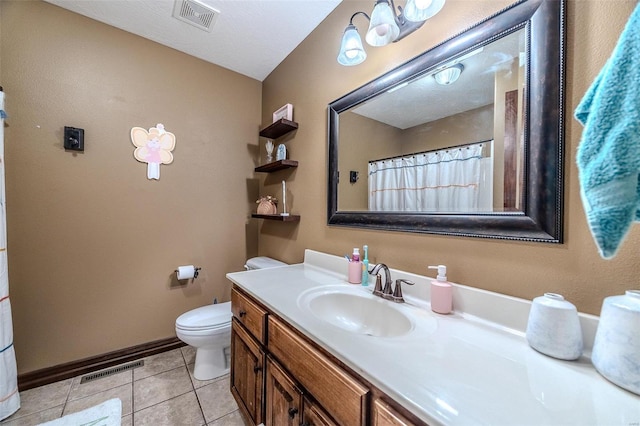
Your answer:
[44,0,342,81]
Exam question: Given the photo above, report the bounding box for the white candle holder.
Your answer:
[281,180,289,216]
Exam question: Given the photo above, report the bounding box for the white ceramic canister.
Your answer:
[592,290,640,396]
[526,293,583,360]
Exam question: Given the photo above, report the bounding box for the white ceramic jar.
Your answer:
[592,290,640,396]
[526,293,583,360]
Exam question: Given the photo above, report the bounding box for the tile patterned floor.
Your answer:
[1,347,247,426]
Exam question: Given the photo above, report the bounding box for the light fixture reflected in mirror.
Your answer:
[337,0,446,66]
[433,64,464,85]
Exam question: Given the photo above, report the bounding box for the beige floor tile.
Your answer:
[0,405,63,426]
[133,392,205,426]
[187,364,229,389]
[133,366,193,411]
[181,345,196,365]
[63,383,132,417]
[206,410,247,426]
[133,349,186,381]
[121,414,133,426]
[196,377,238,424]
[5,379,71,419]
[69,369,132,401]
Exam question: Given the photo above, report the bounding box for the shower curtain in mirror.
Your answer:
[0,90,20,420]
[368,142,493,212]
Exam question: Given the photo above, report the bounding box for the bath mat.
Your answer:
[37,398,121,426]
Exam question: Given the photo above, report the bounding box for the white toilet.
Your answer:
[175,256,286,380]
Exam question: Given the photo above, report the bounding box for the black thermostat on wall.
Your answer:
[64,126,84,151]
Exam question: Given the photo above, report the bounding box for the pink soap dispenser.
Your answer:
[428,265,452,314]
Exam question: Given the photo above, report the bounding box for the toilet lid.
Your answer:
[176,301,231,330]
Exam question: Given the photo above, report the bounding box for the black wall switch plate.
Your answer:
[64,126,84,151]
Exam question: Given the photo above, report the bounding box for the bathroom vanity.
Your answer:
[226,250,639,425]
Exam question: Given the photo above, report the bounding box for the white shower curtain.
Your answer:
[0,90,20,420]
[368,142,493,212]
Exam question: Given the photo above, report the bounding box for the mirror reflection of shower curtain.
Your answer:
[368,142,493,212]
[0,90,20,421]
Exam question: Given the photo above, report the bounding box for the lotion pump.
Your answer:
[429,265,452,314]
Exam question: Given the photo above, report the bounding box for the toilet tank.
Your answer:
[244,256,287,270]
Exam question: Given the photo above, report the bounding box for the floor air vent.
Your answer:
[80,360,144,384]
[172,0,220,32]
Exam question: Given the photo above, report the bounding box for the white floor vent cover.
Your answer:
[80,360,144,384]
[173,0,220,32]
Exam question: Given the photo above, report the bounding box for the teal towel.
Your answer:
[575,3,640,259]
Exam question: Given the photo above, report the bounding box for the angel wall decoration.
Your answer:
[130,123,176,180]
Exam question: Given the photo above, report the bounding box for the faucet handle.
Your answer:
[373,275,383,296]
[392,279,415,303]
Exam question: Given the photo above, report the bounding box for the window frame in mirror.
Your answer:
[327,0,565,242]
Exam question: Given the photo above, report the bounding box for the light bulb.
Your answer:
[346,49,358,59]
[376,25,390,36]
[415,0,433,10]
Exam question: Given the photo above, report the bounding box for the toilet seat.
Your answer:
[176,302,231,331]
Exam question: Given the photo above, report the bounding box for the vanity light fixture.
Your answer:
[337,0,446,66]
[433,64,464,85]
[404,0,446,22]
[337,12,369,66]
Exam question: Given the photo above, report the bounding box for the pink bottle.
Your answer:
[429,265,452,314]
[348,248,361,284]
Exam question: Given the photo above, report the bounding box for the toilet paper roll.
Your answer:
[177,265,196,280]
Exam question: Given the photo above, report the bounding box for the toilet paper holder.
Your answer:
[175,266,202,279]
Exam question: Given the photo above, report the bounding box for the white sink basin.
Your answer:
[298,286,413,337]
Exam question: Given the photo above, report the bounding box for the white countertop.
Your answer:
[226,250,640,425]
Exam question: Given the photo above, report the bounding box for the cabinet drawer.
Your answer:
[268,316,369,426]
[372,399,417,426]
[232,287,268,344]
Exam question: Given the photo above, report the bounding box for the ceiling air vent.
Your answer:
[172,0,220,32]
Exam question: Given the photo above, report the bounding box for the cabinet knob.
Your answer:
[288,407,299,419]
[239,310,247,318]
[253,364,262,373]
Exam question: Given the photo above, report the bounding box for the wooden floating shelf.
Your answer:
[255,160,298,173]
[251,214,300,222]
[259,119,298,139]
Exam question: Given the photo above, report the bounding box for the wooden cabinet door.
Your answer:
[231,319,264,426]
[268,316,368,426]
[301,397,337,426]
[265,356,303,426]
[372,399,416,426]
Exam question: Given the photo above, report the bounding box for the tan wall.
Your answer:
[400,104,494,153]
[1,1,261,374]
[260,0,640,315]
[338,112,402,210]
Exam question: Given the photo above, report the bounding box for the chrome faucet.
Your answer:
[369,263,415,303]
